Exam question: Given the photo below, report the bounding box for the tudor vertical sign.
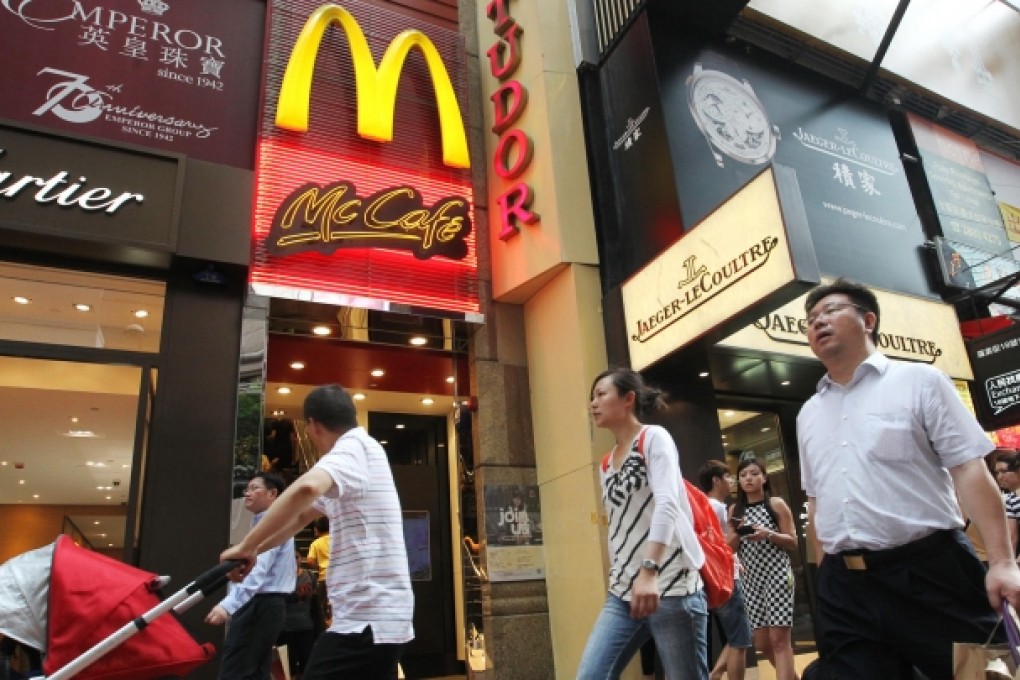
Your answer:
[486,0,539,241]
[250,1,480,316]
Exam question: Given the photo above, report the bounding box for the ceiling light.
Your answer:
[277,387,291,395]
[446,376,455,384]
[12,296,30,305]
[353,393,366,401]
[438,443,445,448]
[724,410,735,417]
[312,325,331,336]
[380,440,389,445]
[0,461,7,466]
[699,371,709,378]
[94,521,101,525]
[133,309,149,318]
[272,409,285,416]
[421,397,434,405]
[290,361,305,370]
[108,543,114,547]
[409,336,428,346]
[761,427,770,432]
[396,424,405,429]
[106,496,112,500]
[32,494,39,499]
[780,380,790,386]
[721,435,727,439]
[723,442,729,447]
[371,369,385,377]
[63,430,99,438]
[70,416,79,423]
[74,303,92,312]
[18,480,25,485]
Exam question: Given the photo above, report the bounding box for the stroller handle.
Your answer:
[189,560,246,597]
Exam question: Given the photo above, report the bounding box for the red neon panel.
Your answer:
[250,0,479,315]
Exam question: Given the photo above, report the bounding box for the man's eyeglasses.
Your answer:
[244,485,266,494]
[806,302,869,326]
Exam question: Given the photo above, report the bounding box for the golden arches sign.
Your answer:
[275,4,471,169]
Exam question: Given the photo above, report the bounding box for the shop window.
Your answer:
[0,262,164,352]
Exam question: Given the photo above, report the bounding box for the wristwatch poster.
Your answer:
[686,61,780,168]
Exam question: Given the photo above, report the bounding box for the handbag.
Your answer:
[952,601,1020,680]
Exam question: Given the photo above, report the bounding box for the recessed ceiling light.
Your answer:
[353,393,366,401]
[32,494,39,499]
[438,443,445,448]
[409,336,428,346]
[63,430,99,438]
[371,369,385,377]
[699,371,709,378]
[18,480,25,485]
[94,521,101,525]
[70,416,79,423]
[0,461,7,466]
[721,435,727,439]
[780,380,790,386]
[277,387,291,395]
[380,440,389,445]
[421,397,434,405]
[724,410,735,417]
[106,496,112,500]
[312,325,331,336]
[74,303,92,312]
[761,427,770,432]
[12,296,30,305]
[446,376,455,384]
[396,424,405,429]
[723,442,729,447]
[290,361,305,370]
[133,309,149,318]
[108,543,114,547]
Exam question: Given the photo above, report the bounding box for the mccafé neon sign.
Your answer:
[266,179,471,260]
[275,4,470,170]
[486,0,539,241]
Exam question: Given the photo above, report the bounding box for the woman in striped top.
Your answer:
[576,368,709,680]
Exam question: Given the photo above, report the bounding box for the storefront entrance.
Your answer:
[0,262,164,565]
[716,402,819,678]
[229,297,470,678]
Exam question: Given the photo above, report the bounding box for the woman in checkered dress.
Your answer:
[727,457,799,680]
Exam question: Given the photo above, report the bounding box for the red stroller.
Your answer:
[0,535,238,680]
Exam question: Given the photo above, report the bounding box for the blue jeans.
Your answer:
[577,590,709,680]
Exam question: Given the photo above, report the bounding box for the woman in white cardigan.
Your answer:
[576,368,708,680]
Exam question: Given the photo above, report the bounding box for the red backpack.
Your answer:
[601,428,735,609]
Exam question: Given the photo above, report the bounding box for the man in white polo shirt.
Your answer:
[221,384,413,680]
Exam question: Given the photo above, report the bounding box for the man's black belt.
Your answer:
[833,529,957,571]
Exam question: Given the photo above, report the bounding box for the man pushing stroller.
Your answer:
[220,384,413,680]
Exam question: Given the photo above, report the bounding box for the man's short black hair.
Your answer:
[303,384,358,432]
[314,516,329,534]
[697,460,728,494]
[253,471,286,496]
[804,278,881,343]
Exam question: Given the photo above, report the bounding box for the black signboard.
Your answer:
[968,323,1020,431]
[649,29,934,299]
[0,124,180,251]
[907,113,1010,254]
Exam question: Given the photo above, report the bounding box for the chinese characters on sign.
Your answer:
[0,0,264,167]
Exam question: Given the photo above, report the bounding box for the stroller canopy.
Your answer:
[1,535,214,680]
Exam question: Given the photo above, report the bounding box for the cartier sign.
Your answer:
[622,167,820,371]
[0,124,179,250]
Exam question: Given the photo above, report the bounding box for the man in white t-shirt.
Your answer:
[221,384,413,680]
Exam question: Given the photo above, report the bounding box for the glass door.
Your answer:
[718,408,818,677]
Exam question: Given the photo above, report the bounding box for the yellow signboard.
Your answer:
[621,168,804,371]
[718,281,973,380]
[275,4,470,169]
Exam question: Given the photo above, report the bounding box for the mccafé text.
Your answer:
[486,0,539,240]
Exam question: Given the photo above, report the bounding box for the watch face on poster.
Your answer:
[686,63,779,168]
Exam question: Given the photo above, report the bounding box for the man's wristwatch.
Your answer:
[640,558,660,573]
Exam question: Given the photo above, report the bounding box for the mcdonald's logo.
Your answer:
[275,4,471,170]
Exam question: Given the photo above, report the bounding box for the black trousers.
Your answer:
[816,530,999,680]
[302,626,404,680]
[219,594,287,680]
